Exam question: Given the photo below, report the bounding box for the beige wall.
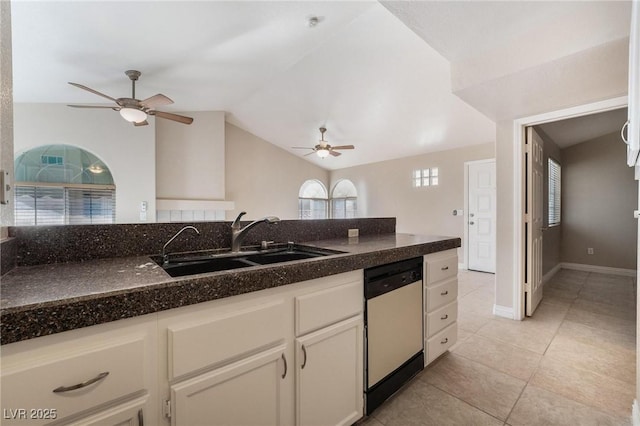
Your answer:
[330,142,495,265]
[156,111,225,201]
[225,123,330,221]
[13,103,156,224]
[537,128,563,276]
[0,1,13,235]
[560,132,637,270]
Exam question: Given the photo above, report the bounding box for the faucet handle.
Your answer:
[231,211,247,228]
[261,240,274,250]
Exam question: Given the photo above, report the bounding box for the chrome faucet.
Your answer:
[231,211,280,253]
[162,225,200,264]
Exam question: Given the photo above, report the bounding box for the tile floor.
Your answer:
[362,268,637,426]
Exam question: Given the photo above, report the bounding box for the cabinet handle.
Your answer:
[52,371,109,393]
[441,338,449,344]
[441,266,449,271]
[622,120,629,144]
[281,354,287,379]
[441,314,448,320]
[301,345,307,369]
[138,409,144,426]
[441,290,448,296]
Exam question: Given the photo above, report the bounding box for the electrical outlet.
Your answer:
[587,248,594,255]
[348,228,359,238]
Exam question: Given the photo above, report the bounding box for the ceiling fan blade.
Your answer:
[68,82,118,102]
[133,120,149,127]
[331,145,355,150]
[329,150,342,157]
[67,104,120,109]
[141,94,173,108]
[291,147,314,150]
[150,110,194,125]
[304,151,317,157]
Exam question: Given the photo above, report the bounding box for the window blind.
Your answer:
[548,159,561,226]
[15,185,115,225]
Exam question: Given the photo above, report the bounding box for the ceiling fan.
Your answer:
[67,70,194,126]
[292,127,355,158]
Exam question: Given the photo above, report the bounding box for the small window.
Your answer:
[413,168,439,187]
[331,179,357,219]
[548,158,561,226]
[298,179,328,219]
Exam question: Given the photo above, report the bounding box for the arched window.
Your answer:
[298,180,328,219]
[331,179,358,219]
[14,144,116,225]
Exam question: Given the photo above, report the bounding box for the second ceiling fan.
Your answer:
[293,127,355,158]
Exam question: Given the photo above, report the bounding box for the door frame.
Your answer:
[511,96,628,320]
[464,158,496,272]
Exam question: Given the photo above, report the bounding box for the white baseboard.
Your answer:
[542,264,562,285]
[632,399,639,426]
[458,262,466,271]
[493,304,514,319]
[561,262,637,277]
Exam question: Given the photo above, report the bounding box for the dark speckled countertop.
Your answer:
[0,233,460,345]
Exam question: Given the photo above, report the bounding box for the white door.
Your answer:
[296,316,363,426]
[525,127,544,316]
[171,345,290,426]
[468,160,496,273]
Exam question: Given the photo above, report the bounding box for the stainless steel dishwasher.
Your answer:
[364,257,424,414]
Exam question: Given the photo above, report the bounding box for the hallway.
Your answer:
[362,269,636,425]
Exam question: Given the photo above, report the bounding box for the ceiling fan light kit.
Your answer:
[292,126,355,158]
[67,70,194,126]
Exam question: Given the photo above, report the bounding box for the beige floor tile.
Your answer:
[458,311,493,333]
[543,286,580,303]
[571,297,636,321]
[557,320,636,352]
[578,288,636,309]
[565,307,636,336]
[372,377,503,426]
[528,300,569,327]
[421,353,526,421]
[358,416,385,426]
[530,357,635,417]
[452,334,542,381]
[545,278,583,294]
[458,280,485,297]
[545,334,636,385]
[586,273,635,285]
[449,326,474,352]
[476,318,556,354]
[507,385,631,426]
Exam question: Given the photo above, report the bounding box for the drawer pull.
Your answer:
[441,290,449,296]
[52,371,109,393]
[441,314,449,320]
[441,266,449,271]
[281,354,288,379]
[441,338,449,344]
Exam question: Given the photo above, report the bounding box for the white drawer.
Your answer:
[426,301,457,337]
[426,323,457,365]
[295,280,362,336]
[1,337,146,425]
[168,300,286,379]
[426,277,458,312]
[426,255,457,285]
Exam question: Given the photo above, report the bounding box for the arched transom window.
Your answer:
[14,144,116,225]
[298,179,328,219]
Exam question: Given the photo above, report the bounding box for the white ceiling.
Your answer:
[536,107,628,149]
[11,1,631,170]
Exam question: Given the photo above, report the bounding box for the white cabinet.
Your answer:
[626,0,639,166]
[293,274,363,426]
[424,249,458,366]
[0,315,158,426]
[158,270,363,426]
[64,395,148,426]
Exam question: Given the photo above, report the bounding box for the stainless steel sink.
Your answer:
[155,244,344,277]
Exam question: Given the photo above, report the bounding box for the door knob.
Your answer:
[469,221,475,225]
[470,213,475,218]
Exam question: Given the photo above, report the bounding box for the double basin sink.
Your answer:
[155,244,344,277]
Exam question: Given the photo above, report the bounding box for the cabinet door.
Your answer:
[64,395,148,426]
[296,316,363,426]
[171,345,290,426]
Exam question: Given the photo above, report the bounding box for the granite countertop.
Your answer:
[0,233,460,345]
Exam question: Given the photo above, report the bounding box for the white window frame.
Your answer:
[548,158,561,227]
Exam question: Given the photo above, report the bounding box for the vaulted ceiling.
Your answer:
[11,1,631,170]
